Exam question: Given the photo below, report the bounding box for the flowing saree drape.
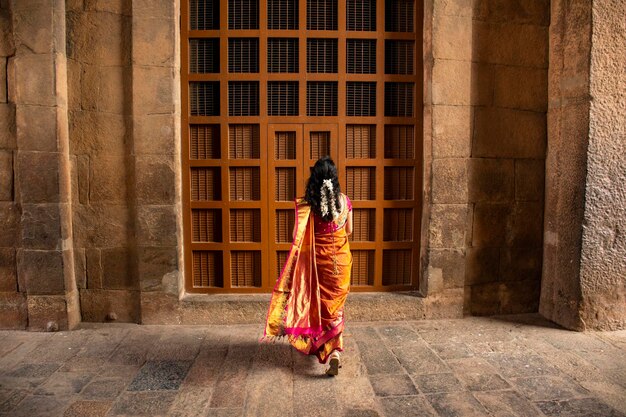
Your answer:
[264,197,352,364]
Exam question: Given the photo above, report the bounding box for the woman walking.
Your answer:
[264,156,353,376]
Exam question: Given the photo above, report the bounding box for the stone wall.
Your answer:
[0,0,80,330]
[425,0,549,316]
[541,0,626,331]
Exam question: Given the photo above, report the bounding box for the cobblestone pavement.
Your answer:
[0,314,625,417]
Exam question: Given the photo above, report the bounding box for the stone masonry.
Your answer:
[0,0,624,331]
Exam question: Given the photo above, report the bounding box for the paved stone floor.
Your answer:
[0,314,625,417]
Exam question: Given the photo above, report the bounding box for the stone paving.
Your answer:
[0,314,625,417]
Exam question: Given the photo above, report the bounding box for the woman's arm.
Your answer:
[345,207,353,235]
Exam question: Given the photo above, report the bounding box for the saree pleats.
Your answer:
[264,198,352,364]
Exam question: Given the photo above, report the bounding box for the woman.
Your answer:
[264,156,353,376]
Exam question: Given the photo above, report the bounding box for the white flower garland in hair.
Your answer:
[320,179,340,220]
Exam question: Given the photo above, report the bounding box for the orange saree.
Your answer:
[264,196,352,364]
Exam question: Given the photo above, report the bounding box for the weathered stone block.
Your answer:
[85,248,102,289]
[69,110,128,155]
[432,59,471,105]
[66,58,81,111]
[141,291,181,324]
[500,247,542,282]
[84,0,132,15]
[0,7,15,56]
[466,246,500,285]
[16,105,58,152]
[101,247,136,290]
[16,151,61,203]
[27,294,69,331]
[473,107,546,158]
[132,18,174,67]
[0,103,16,149]
[74,247,86,289]
[471,62,495,106]
[133,115,175,155]
[80,288,140,323]
[435,0,473,17]
[12,4,53,54]
[472,203,510,247]
[73,203,130,248]
[0,291,27,329]
[473,22,548,68]
[17,249,65,295]
[20,203,61,250]
[89,155,128,203]
[433,14,472,60]
[432,105,472,158]
[0,149,12,201]
[0,247,16,291]
[132,66,174,115]
[428,249,465,289]
[67,11,130,65]
[138,246,178,292]
[81,65,127,114]
[508,202,544,248]
[432,158,468,204]
[0,57,6,102]
[133,0,175,18]
[10,54,56,106]
[429,204,468,248]
[474,0,551,26]
[515,159,545,201]
[76,154,89,204]
[468,158,514,202]
[0,202,19,247]
[136,205,178,246]
[495,66,548,111]
[135,156,175,204]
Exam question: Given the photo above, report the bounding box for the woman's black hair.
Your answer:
[304,156,342,222]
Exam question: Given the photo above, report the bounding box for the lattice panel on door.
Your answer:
[229,38,259,73]
[383,208,413,241]
[385,0,414,32]
[310,131,330,159]
[229,125,260,159]
[190,0,219,30]
[307,0,337,30]
[191,168,221,201]
[351,250,375,286]
[190,82,220,116]
[349,208,375,241]
[275,210,295,242]
[229,82,259,116]
[276,251,289,278]
[190,125,220,159]
[385,82,414,117]
[385,40,414,75]
[346,39,376,74]
[307,82,338,116]
[190,39,220,73]
[346,125,376,159]
[274,132,296,159]
[192,209,222,242]
[346,167,376,200]
[307,39,338,73]
[384,125,414,159]
[230,209,262,242]
[268,38,299,73]
[346,82,376,117]
[193,251,223,287]
[384,167,414,200]
[268,82,299,116]
[268,0,299,29]
[231,251,262,287]
[229,0,259,29]
[346,0,376,31]
[275,168,296,201]
[382,250,412,285]
[230,167,261,200]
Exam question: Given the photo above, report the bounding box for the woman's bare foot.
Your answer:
[325,352,340,376]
